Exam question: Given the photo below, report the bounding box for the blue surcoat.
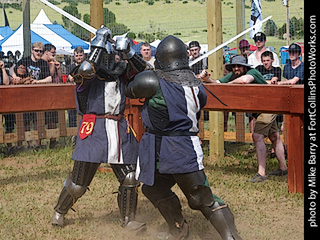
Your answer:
[72,77,138,164]
[137,78,207,186]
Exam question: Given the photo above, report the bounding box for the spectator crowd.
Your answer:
[1,32,304,180]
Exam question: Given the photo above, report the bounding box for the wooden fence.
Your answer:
[0,84,304,193]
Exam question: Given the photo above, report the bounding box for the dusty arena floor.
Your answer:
[0,142,303,239]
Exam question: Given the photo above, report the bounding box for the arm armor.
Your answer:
[124,70,159,99]
[127,53,149,73]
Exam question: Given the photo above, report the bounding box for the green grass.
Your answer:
[0,140,303,239]
[3,0,304,51]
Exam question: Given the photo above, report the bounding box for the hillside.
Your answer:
[2,0,304,49]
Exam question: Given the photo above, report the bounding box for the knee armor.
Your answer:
[188,185,215,213]
[53,161,99,215]
[64,176,87,199]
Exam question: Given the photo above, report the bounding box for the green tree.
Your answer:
[62,5,90,41]
[83,13,90,25]
[103,8,116,25]
[62,5,81,31]
[264,19,277,36]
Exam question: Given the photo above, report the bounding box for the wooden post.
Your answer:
[286,114,304,193]
[22,0,31,57]
[236,0,245,54]
[286,0,290,46]
[90,0,103,38]
[207,0,224,159]
[235,0,245,143]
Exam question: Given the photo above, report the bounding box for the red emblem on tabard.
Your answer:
[79,114,96,140]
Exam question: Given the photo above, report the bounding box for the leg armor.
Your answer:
[111,164,141,228]
[51,161,100,226]
[176,171,242,240]
[142,174,189,239]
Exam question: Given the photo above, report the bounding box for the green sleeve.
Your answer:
[148,85,167,108]
[247,69,268,84]
[218,72,232,83]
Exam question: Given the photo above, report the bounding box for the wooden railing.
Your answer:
[0,84,304,193]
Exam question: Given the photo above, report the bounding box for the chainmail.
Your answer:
[154,69,202,87]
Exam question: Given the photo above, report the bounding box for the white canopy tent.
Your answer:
[0,9,89,55]
[31,9,89,55]
[0,24,51,55]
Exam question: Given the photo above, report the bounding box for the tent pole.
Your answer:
[22,0,31,57]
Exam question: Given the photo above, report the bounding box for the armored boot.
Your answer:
[51,187,73,227]
[51,178,87,227]
[51,161,99,227]
[111,164,146,232]
[203,202,242,240]
[156,195,189,240]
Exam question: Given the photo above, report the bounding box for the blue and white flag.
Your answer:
[249,0,263,38]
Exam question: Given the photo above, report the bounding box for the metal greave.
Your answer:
[53,161,100,214]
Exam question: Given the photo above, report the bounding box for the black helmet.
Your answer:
[155,35,189,72]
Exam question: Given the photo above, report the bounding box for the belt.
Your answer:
[82,114,122,162]
[94,114,123,121]
[146,128,198,136]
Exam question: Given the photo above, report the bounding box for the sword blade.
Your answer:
[189,15,272,67]
[40,0,97,34]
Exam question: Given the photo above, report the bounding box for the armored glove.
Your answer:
[114,36,135,60]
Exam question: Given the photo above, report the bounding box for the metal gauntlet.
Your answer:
[125,70,159,98]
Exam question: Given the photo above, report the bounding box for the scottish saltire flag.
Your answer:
[249,0,263,38]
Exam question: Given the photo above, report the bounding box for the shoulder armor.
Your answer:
[125,70,159,99]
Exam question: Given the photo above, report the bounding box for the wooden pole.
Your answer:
[22,0,31,57]
[235,0,245,143]
[236,0,244,55]
[207,0,224,160]
[286,0,290,45]
[90,0,103,38]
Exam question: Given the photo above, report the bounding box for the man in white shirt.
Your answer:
[248,32,280,68]
[140,42,155,68]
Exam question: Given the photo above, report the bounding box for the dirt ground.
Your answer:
[0,145,304,240]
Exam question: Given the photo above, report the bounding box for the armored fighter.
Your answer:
[125,35,242,239]
[51,27,147,231]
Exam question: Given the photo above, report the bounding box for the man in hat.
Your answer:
[201,56,287,183]
[189,40,207,76]
[248,32,280,68]
[279,43,304,85]
[199,55,265,84]
[218,55,266,84]
[238,39,251,60]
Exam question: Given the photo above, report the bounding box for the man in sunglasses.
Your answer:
[9,42,51,149]
[189,40,207,77]
[12,41,51,84]
[247,32,280,68]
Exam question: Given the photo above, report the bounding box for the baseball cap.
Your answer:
[253,32,266,42]
[239,39,249,49]
[288,43,301,54]
[189,41,200,49]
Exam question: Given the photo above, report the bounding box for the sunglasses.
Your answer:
[254,38,265,42]
[33,49,43,53]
